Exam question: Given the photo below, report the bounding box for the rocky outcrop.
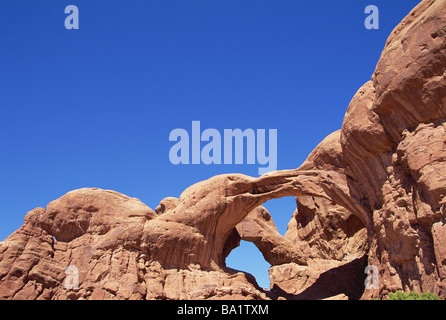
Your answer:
[0,0,445,300]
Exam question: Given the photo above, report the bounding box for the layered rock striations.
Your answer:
[0,0,445,300]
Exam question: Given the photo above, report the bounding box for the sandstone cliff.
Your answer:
[0,0,445,300]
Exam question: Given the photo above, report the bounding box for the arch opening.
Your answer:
[261,196,297,236]
[222,193,369,299]
[222,198,298,292]
[225,240,271,290]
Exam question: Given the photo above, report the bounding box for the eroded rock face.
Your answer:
[0,0,445,300]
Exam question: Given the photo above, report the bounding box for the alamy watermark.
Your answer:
[63,4,378,31]
[64,265,79,290]
[364,5,379,30]
[64,5,79,30]
[169,121,277,175]
[364,265,379,290]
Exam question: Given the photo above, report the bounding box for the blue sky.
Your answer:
[0,0,421,289]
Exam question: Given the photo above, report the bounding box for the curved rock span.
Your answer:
[1,0,445,300]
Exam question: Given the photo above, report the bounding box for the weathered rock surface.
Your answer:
[0,0,445,300]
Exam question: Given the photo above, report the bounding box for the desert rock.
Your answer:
[0,0,445,300]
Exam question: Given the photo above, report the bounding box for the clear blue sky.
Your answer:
[0,0,421,289]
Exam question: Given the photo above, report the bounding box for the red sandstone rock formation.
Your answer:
[0,0,445,300]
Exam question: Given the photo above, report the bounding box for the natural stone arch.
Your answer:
[222,204,303,267]
[1,0,446,300]
[146,168,370,271]
[223,195,368,265]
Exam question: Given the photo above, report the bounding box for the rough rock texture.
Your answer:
[0,0,445,300]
